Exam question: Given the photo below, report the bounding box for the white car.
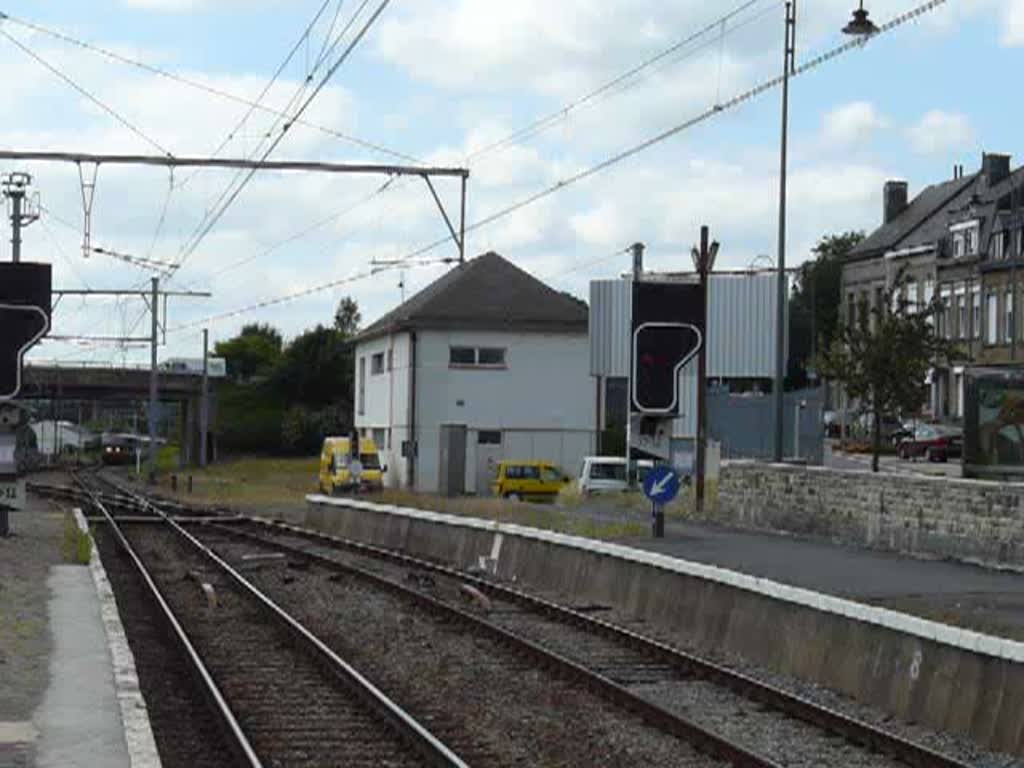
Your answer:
[577,457,654,495]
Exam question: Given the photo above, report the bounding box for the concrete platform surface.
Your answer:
[33,566,129,768]
[627,518,1024,639]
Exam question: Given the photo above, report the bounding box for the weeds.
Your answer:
[61,512,92,565]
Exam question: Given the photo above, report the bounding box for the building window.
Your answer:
[449,346,508,368]
[940,289,952,338]
[449,347,476,365]
[987,293,999,345]
[358,357,366,415]
[477,348,506,366]
[386,348,393,371]
[971,287,981,339]
[371,352,385,375]
[953,232,964,259]
[1018,228,1024,257]
[1007,289,1015,343]
[966,226,978,256]
[371,428,386,449]
[956,294,966,339]
[477,430,502,445]
[995,231,1006,261]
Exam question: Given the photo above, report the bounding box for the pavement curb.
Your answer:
[74,508,162,768]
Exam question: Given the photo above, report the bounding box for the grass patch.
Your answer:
[61,511,92,565]
[162,455,319,506]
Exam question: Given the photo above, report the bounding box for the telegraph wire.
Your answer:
[0,29,172,157]
[168,0,946,328]
[0,11,418,164]
[166,0,394,280]
[465,0,772,162]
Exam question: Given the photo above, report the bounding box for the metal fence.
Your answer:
[708,386,825,464]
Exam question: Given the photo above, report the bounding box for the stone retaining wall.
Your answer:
[716,462,1024,568]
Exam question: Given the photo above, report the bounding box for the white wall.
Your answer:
[354,333,411,488]
[357,330,597,493]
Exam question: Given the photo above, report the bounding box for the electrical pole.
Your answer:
[773,1,796,463]
[691,226,718,516]
[200,328,209,468]
[148,276,159,483]
[2,173,39,263]
[627,242,645,485]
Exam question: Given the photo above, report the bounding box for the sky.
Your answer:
[3,0,1021,364]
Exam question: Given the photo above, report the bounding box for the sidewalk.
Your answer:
[0,495,132,768]
[622,516,1024,640]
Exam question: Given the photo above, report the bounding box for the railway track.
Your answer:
[69,473,978,767]
[74,472,471,768]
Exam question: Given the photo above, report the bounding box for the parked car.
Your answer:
[854,413,906,441]
[318,436,384,494]
[491,460,570,501]
[576,457,654,495]
[896,425,963,462]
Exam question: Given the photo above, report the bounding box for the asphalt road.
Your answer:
[823,442,962,477]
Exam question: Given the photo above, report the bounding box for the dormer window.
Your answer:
[950,220,980,259]
[994,231,1006,261]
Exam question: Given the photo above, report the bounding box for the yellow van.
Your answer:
[318,436,384,495]
[491,460,570,502]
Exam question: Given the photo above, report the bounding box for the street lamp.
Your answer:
[843,2,879,36]
[772,1,877,462]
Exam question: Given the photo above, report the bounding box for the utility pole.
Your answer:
[2,172,39,263]
[148,277,159,483]
[773,0,796,463]
[691,226,718,516]
[627,242,645,485]
[200,328,209,468]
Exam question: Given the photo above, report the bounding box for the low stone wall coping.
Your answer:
[307,494,1024,664]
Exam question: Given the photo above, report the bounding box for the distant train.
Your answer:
[100,433,144,466]
[159,357,227,378]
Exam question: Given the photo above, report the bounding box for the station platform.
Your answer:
[626,516,1024,640]
[0,493,150,768]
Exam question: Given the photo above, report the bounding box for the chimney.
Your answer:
[883,180,909,224]
[983,152,1011,187]
[631,242,644,279]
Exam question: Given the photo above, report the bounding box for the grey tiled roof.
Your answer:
[850,174,977,258]
[354,251,589,342]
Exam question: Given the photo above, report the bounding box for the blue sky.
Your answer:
[3,0,1021,364]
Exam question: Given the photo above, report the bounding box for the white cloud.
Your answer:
[821,101,888,147]
[907,110,973,155]
[1004,0,1024,45]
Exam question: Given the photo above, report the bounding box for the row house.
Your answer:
[842,152,1024,421]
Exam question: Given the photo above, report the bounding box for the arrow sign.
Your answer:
[0,263,52,401]
[642,465,681,505]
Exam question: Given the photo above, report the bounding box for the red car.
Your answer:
[896,425,962,462]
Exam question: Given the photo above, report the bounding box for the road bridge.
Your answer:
[21,362,216,465]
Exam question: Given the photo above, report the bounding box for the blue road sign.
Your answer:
[643,465,681,505]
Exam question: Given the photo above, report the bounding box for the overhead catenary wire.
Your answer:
[167,0,946,332]
[465,0,770,162]
[165,0,394,280]
[0,11,418,164]
[0,29,173,157]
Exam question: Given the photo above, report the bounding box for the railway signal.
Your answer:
[0,263,51,401]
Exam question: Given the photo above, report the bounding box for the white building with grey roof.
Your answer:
[352,251,597,494]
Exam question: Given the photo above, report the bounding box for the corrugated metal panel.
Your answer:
[707,273,779,377]
[589,279,632,376]
[590,274,779,379]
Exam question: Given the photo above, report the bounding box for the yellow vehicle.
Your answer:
[491,460,570,502]
[318,436,384,495]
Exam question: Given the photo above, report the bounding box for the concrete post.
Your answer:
[200,328,209,468]
[147,276,159,483]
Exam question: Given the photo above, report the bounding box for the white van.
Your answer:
[577,457,654,495]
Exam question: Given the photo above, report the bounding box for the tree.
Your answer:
[788,232,863,387]
[214,323,283,382]
[334,297,361,338]
[275,324,354,409]
[818,269,959,472]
